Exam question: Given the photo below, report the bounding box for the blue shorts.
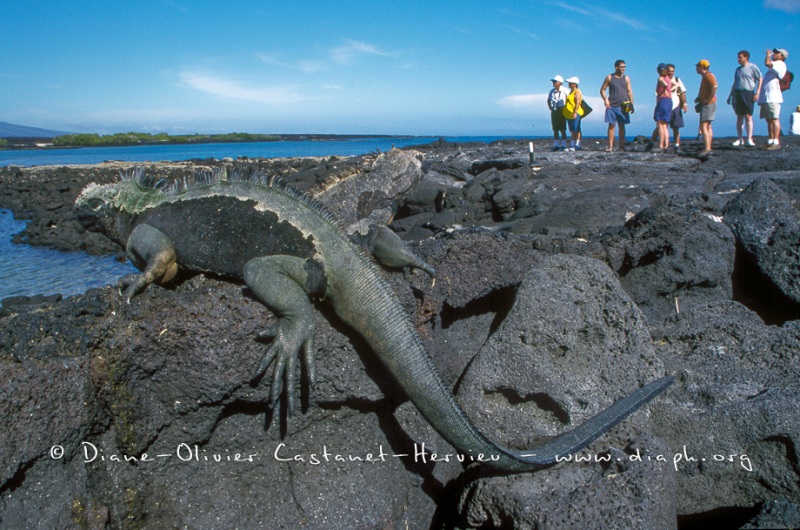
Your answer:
[604,106,630,125]
[731,90,755,116]
[654,98,673,122]
[567,115,582,133]
[670,107,685,129]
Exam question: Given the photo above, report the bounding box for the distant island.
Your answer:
[0,128,417,150]
[51,132,283,147]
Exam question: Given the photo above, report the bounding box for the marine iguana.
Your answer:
[309,149,435,276]
[74,163,673,472]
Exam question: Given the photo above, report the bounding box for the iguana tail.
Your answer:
[326,247,673,472]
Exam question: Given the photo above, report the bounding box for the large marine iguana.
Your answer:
[74,158,673,472]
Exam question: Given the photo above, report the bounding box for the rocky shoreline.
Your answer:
[1,136,800,528]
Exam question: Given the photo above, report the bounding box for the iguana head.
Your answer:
[74,181,128,236]
[74,170,167,241]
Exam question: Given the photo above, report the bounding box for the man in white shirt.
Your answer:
[547,75,570,151]
[791,105,800,135]
[758,48,789,148]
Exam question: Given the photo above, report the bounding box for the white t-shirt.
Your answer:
[548,87,570,111]
[759,60,787,104]
[791,112,800,135]
[671,77,686,108]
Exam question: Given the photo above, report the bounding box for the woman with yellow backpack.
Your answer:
[563,76,588,151]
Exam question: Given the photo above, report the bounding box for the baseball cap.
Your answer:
[773,48,789,59]
[657,63,667,73]
[551,75,565,83]
[566,76,580,85]
[696,59,710,68]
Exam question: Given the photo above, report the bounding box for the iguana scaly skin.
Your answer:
[74,164,673,471]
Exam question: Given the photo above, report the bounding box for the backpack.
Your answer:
[781,71,794,91]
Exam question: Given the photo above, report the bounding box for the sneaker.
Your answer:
[673,145,682,154]
[746,139,756,147]
[566,147,575,152]
[767,138,775,145]
[551,146,560,151]
[574,145,582,151]
[698,149,712,157]
[732,139,743,146]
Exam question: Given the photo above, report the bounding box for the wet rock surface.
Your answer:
[2,136,800,528]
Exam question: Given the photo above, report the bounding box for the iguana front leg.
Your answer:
[373,226,435,277]
[244,255,324,416]
[118,224,179,302]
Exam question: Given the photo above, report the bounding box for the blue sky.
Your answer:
[2,0,798,137]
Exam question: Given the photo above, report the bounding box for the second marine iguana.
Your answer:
[74,164,673,472]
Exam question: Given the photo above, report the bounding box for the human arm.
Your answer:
[573,89,582,118]
[704,74,718,105]
[626,76,634,106]
[657,76,668,98]
[754,72,763,102]
[600,75,611,108]
[727,78,736,104]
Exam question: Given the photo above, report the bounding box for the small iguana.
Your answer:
[74,159,673,472]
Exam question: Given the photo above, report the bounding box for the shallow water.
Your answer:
[0,210,135,300]
[0,136,526,167]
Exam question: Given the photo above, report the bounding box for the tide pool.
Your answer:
[0,210,135,301]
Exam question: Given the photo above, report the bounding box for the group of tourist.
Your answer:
[547,48,791,156]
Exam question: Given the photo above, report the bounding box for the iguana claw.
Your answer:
[117,273,149,302]
[251,321,316,417]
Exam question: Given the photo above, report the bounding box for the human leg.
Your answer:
[735,114,744,142]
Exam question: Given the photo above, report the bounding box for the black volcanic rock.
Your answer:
[2,136,800,528]
[723,177,800,309]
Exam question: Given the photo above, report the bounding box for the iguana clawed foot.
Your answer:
[251,318,316,416]
[243,255,322,416]
[117,273,150,302]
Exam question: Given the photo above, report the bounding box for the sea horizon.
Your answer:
[0,135,541,167]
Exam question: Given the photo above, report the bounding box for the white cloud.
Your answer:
[497,93,604,112]
[546,1,648,31]
[592,7,648,31]
[331,40,391,64]
[546,1,592,16]
[497,93,548,108]
[180,71,312,105]
[764,0,800,12]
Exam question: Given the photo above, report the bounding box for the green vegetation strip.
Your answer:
[52,132,281,146]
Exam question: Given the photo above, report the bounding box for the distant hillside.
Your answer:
[0,121,73,138]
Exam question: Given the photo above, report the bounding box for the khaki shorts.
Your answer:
[760,102,781,120]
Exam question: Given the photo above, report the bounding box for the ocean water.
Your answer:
[0,136,526,167]
[0,210,136,301]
